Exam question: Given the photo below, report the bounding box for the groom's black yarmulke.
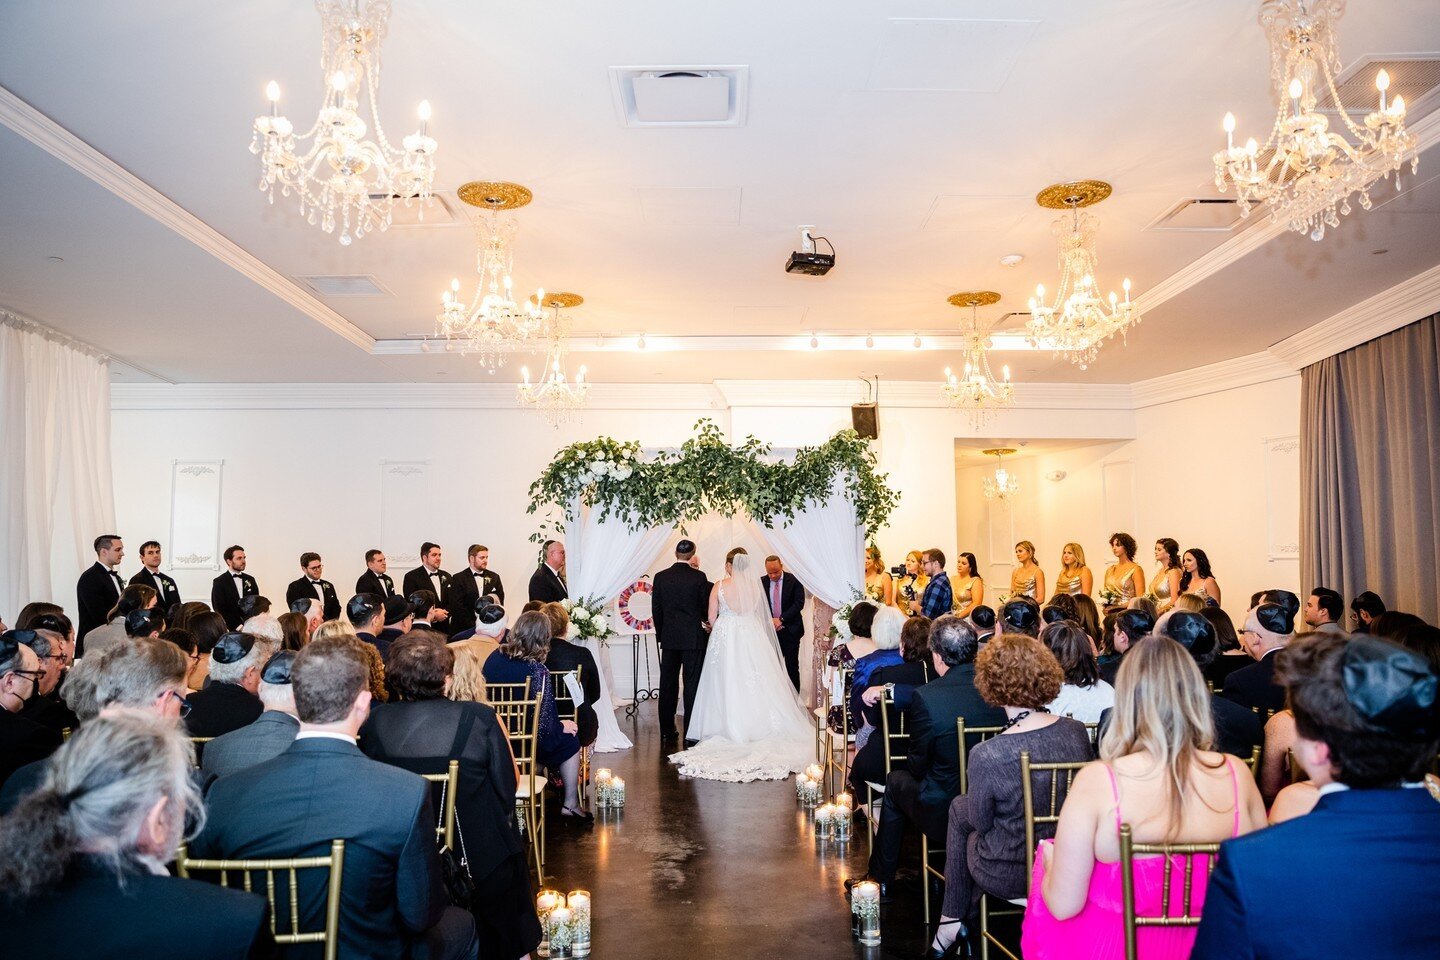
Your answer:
[676,539,696,554]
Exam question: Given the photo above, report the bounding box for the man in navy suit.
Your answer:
[1193,633,1440,959]
[761,555,806,690]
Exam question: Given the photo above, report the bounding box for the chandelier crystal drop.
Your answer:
[250,0,437,245]
[1212,0,1417,242]
[982,448,1020,502]
[1025,181,1140,370]
[517,295,590,426]
[940,292,1014,429]
[436,182,546,372]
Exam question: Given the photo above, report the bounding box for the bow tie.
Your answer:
[473,571,485,577]
[309,580,323,586]
[232,573,244,579]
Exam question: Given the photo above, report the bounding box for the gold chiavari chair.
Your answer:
[178,840,346,960]
[922,717,1005,926]
[1242,744,1262,776]
[863,687,911,858]
[820,666,854,797]
[61,727,73,741]
[419,759,460,851]
[189,735,214,765]
[550,667,589,804]
[486,679,546,878]
[1119,824,1222,960]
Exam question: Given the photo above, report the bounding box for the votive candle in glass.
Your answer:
[567,889,591,957]
[814,803,834,838]
[548,905,575,959]
[610,777,626,806]
[851,881,881,945]
[536,889,563,957]
[805,763,824,782]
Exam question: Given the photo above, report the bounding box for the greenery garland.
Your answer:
[526,418,899,542]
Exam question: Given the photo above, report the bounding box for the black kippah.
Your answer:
[1255,602,1295,635]
[477,603,506,625]
[1342,636,1439,738]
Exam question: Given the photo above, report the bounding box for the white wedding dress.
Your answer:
[670,556,815,782]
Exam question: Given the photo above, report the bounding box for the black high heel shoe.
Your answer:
[920,919,970,960]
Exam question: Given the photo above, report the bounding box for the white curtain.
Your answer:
[751,475,866,608]
[564,495,677,752]
[0,310,116,618]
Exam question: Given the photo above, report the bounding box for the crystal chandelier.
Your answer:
[982,448,1020,501]
[437,182,546,371]
[1025,180,1139,370]
[941,292,1014,429]
[518,294,590,426]
[250,0,437,245]
[1213,0,1417,241]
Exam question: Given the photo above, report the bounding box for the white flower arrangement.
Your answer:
[567,595,617,648]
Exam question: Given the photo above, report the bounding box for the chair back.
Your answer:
[878,686,909,776]
[419,759,460,850]
[956,717,1006,795]
[487,679,540,775]
[190,735,214,765]
[1019,750,1089,883]
[550,667,581,723]
[1242,744,1261,774]
[1118,823,1221,960]
[178,839,346,960]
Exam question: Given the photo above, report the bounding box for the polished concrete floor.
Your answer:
[543,704,935,960]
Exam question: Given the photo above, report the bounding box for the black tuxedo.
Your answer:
[75,561,125,651]
[545,637,601,748]
[527,564,568,604]
[355,568,396,598]
[652,562,711,737]
[284,576,341,622]
[0,707,63,791]
[0,856,274,960]
[211,570,260,629]
[761,572,807,689]
[1220,649,1287,713]
[402,566,455,614]
[449,567,504,636]
[185,681,263,739]
[195,737,473,960]
[130,567,182,611]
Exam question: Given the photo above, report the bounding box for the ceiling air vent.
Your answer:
[1312,55,1440,117]
[1147,197,1244,232]
[608,65,749,127]
[296,275,389,298]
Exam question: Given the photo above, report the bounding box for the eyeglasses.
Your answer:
[7,669,45,690]
[164,689,192,718]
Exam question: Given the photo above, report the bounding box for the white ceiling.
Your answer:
[1,0,1439,384]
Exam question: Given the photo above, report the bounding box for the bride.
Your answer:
[670,548,815,782]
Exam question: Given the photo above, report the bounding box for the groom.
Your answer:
[763,555,806,691]
[651,539,711,744]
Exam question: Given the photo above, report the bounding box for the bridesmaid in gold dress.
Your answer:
[894,550,929,617]
[953,551,984,617]
[864,544,895,607]
[1053,542,1093,597]
[1010,541,1046,601]
[1179,547,1222,607]
[1146,537,1183,608]
[1101,532,1146,608]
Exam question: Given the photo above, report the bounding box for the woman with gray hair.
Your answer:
[0,712,274,958]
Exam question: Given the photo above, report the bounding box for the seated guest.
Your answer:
[235,594,271,623]
[196,635,477,960]
[16,628,78,734]
[188,611,228,690]
[850,616,936,794]
[125,606,165,640]
[313,620,388,704]
[1098,609,1152,686]
[849,607,906,737]
[449,596,508,643]
[185,633,268,738]
[82,583,158,659]
[1023,637,1266,959]
[542,603,601,749]
[1170,592,1206,613]
[362,636,541,959]
[1200,606,1249,689]
[1267,778,1321,823]
[968,605,996,644]
[1042,620,1113,723]
[1041,594,1079,626]
[1072,595,1102,648]
[1192,634,1440,959]
[347,593,389,661]
[0,632,63,790]
[407,590,448,636]
[169,600,211,633]
[1164,611,1264,760]
[160,628,207,692]
[1302,587,1346,635]
[290,597,323,638]
[240,613,283,648]
[826,601,878,732]
[857,615,1006,899]
[1371,612,1440,674]
[446,639,493,705]
[0,713,273,958]
[276,611,309,652]
[997,599,1040,639]
[482,611,584,820]
[200,651,299,786]
[1348,590,1385,633]
[1258,708,1300,805]
[380,595,413,646]
[1223,602,1295,712]
[930,634,1093,956]
[14,602,64,632]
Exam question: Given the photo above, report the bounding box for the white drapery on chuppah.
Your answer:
[563,495,676,752]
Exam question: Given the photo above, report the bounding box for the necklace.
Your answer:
[1001,710,1032,732]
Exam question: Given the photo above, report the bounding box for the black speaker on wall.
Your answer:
[851,402,879,439]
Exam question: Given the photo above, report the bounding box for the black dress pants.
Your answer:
[658,646,706,737]
[867,769,951,883]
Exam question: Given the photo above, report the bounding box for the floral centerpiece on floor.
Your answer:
[562,596,616,648]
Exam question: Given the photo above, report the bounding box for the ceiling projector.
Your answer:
[785,228,835,276]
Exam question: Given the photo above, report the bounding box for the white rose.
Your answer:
[591,614,608,635]
[614,465,633,480]
[591,459,608,475]
[566,623,580,640]
[560,599,574,611]
[571,606,590,622]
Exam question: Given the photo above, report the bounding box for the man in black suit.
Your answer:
[1222,602,1295,713]
[356,548,396,598]
[761,555,806,690]
[285,552,342,622]
[528,539,569,604]
[450,544,505,635]
[379,595,413,652]
[402,542,452,629]
[651,540,711,743]
[129,540,181,612]
[861,615,1005,897]
[1099,608,1154,686]
[195,634,478,960]
[1159,612,1263,758]
[200,650,299,786]
[211,545,259,630]
[185,633,267,738]
[0,632,63,790]
[406,591,449,638]
[76,533,127,653]
[347,593,390,660]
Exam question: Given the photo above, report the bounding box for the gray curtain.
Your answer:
[1301,312,1440,625]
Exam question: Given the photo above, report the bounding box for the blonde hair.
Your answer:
[446,639,491,705]
[1061,542,1086,571]
[1016,540,1036,562]
[1100,637,1222,839]
[1172,593,1206,613]
[866,544,883,571]
[312,620,357,642]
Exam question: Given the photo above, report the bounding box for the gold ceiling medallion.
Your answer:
[981,447,1017,458]
[1035,180,1112,210]
[947,291,1002,308]
[531,292,584,309]
[519,292,589,427]
[457,180,533,210]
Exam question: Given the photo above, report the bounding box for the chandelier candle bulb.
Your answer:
[1377,69,1389,111]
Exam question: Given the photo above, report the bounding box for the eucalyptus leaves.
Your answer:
[527,418,898,540]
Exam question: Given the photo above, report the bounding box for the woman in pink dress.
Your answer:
[1021,636,1266,959]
